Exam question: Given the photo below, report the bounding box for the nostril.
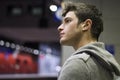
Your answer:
[58,26,61,31]
[58,24,64,32]
[58,28,62,32]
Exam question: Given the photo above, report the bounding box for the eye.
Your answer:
[64,18,72,23]
[65,19,71,23]
[67,20,71,23]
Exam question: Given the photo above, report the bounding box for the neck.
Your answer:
[73,38,97,50]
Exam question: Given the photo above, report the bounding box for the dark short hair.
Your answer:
[63,0,82,3]
[62,2,103,40]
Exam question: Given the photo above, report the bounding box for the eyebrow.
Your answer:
[63,17,72,21]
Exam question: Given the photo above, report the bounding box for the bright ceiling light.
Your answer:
[49,5,57,12]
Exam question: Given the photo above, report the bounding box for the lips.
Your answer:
[59,33,64,38]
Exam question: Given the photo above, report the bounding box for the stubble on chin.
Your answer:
[59,38,71,46]
[59,38,66,45]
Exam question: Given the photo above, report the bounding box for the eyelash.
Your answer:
[65,19,71,23]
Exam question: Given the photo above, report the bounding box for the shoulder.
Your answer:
[58,53,90,80]
[61,52,91,72]
[66,52,90,63]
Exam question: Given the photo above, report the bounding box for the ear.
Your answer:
[82,19,92,31]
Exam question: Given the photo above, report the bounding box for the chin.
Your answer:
[60,39,66,45]
[60,39,71,46]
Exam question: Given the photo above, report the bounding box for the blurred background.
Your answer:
[0,0,120,80]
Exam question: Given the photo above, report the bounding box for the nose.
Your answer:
[58,24,64,32]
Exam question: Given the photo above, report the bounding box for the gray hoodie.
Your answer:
[58,42,120,80]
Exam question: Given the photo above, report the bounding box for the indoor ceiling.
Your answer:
[0,0,62,43]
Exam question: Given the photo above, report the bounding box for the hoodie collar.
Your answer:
[73,42,120,76]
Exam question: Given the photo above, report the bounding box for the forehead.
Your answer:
[63,11,77,19]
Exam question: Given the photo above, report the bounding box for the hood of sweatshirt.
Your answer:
[74,42,120,76]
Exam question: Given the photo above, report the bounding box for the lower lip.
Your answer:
[60,35,62,38]
[59,35,63,38]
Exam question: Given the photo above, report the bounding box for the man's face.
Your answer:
[58,11,83,46]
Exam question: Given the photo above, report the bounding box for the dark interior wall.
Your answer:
[0,0,62,42]
[0,0,62,80]
[0,0,42,27]
[0,77,57,80]
[0,0,60,28]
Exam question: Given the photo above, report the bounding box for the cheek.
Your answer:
[67,22,79,32]
[64,24,78,39]
[64,27,74,39]
[65,23,77,33]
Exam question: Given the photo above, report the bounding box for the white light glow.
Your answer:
[55,7,62,21]
[5,42,10,47]
[0,40,4,46]
[11,43,16,49]
[33,49,39,55]
[49,5,57,12]
[56,66,61,72]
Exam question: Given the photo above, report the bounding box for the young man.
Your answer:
[57,1,120,80]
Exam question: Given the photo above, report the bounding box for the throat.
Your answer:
[73,40,97,50]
